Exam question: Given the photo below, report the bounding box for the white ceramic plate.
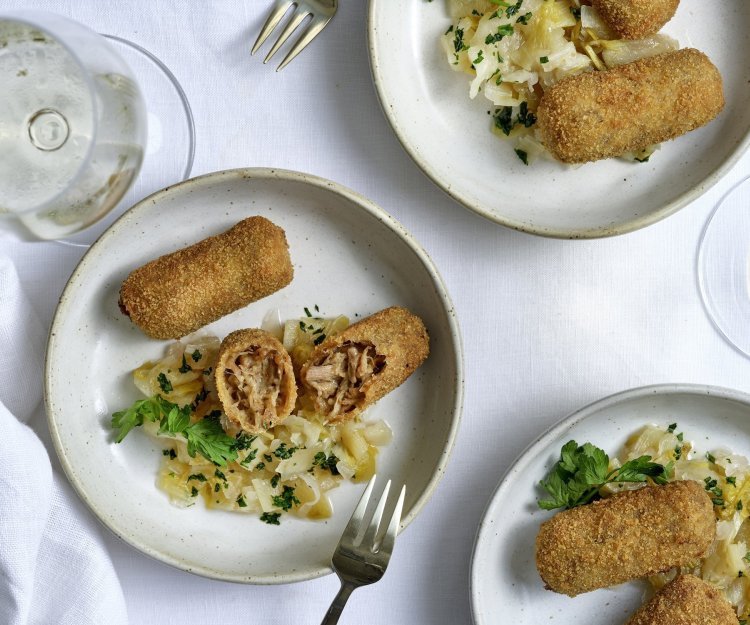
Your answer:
[46,168,463,583]
[368,1,750,238]
[471,384,750,624]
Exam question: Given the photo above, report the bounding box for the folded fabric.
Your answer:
[0,256,128,625]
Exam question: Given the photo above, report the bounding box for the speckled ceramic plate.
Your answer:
[46,168,463,584]
[368,1,750,238]
[470,384,750,624]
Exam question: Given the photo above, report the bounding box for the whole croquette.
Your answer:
[535,480,715,597]
[119,216,293,339]
[300,306,429,422]
[625,574,739,625]
[536,48,724,164]
[593,0,680,40]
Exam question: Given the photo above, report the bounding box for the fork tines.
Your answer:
[340,475,406,560]
[251,0,337,72]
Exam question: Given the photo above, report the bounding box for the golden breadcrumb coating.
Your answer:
[215,329,297,434]
[625,574,739,625]
[592,0,680,39]
[119,216,293,340]
[535,481,716,597]
[300,306,429,422]
[536,48,724,164]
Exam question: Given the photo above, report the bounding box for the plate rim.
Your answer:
[468,382,750,623]
[44,166,465,584]
[367,0,750,239]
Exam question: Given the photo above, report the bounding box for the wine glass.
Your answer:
[697,177,750,358]
[0,10,194,244]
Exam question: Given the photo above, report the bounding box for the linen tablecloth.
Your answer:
[2,1,750,623]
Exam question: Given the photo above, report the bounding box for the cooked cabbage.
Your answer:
[443,0,678,163]
[135,319,391,522]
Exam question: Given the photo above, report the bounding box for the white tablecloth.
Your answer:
[3,1,750,623]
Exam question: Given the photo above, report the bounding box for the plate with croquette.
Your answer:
[45,168,463,584]
[369,0,750,237]
[471,383,750,625]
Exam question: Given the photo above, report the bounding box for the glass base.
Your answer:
[697,177,750,358]
[58,35,195,248]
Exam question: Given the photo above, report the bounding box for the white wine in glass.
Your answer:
[0,12,146,240]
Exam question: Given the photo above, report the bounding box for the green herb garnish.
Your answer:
[538,440,669,511]
[111,395,238,466]
[272,485,301,511]
[260,512,281,525]
[178,355,191,374]
[157,372,172,393]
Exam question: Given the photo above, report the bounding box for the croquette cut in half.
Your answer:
[119,216,293,340]
[625,574,739,625]
[592,0,680,40]
[300,306,429,423]
[214,329,297,434]
[536,48,724,164]
[535,480,716,597]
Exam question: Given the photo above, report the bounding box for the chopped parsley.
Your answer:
[187,473,207,482]
[162,448,177,459]
[304,307,312,317]
[706,452,717,464]
[570,6,581,19]
[178,355,191,373]
[237,495,247,508]
[538,440,669,510]
[234,432,256,451]
[539,55,549,64]
[190,486,199,497]
[739,500,744,511]
[272,485,301,511]
[485,24,514,45]
[727,476,737,486]
[191,349,202,362]
[255,462,266,471]
[473,50,484,65]
[274,443,297,459]
[157,372,172,393]
[260,512,281,525]
[516,12,532,24]
[517,101,536,127]
[514,149,529,165]
[313,334,326,345]
[214,469,227,482]
[270,473,281,488]
[667,423,677,433]
[240,449,258,467]
[313,452,340,475]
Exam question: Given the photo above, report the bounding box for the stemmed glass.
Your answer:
[697,177,750,358]
[0,10,194,244]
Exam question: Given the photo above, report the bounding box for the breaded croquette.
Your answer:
[300,306,429,422]
[625,574,739,625]
[215,329,297,434]
[119,216,293,339]
[535,480,715,597]
[536,48,724,164]
[593,0,680,40]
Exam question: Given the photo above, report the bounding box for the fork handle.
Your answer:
[320,581,356,625]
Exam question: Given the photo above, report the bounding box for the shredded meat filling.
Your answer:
[223,347,287,429]
[304,342,385,417]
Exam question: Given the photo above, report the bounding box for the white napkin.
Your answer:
[0,255,128,625]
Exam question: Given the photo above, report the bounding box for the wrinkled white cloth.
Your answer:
[0,256,127,625]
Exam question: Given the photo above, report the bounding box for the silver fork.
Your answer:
[251,0,338,71]
[321,475,406,625]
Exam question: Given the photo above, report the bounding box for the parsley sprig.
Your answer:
[538,440,670,511]
[111,395,238,466]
